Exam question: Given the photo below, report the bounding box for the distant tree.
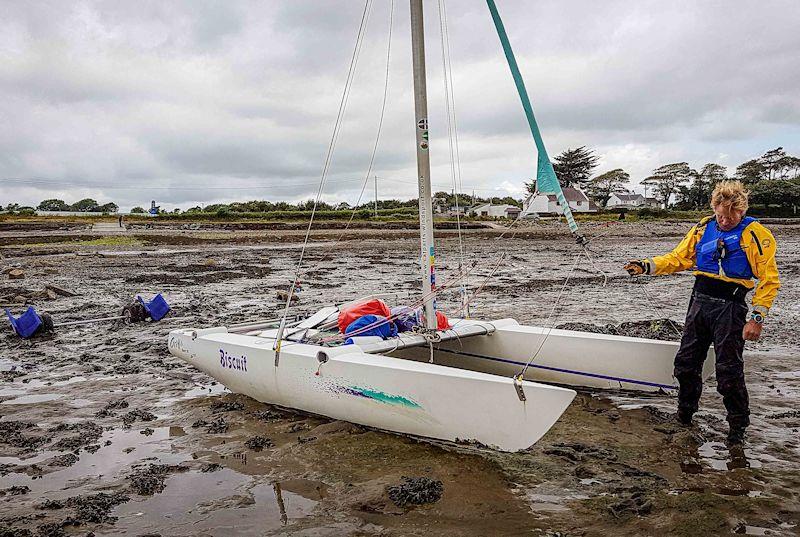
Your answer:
[37,199,70,211]
[734,159,766,184]
[676,163,727,210]
[130,206,146,213]
[760,147,787,180]
[552,147,600,189]
[642,162,694,208]
[71,198,99,212]
[750,178,800,213]
[5,203,20,212]
[785,156,800,180]
[587,169,631,208]
[185,206,202,213]
[172,208,181,214]
[99,202,118,213]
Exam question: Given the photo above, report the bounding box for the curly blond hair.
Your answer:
[710,180,749,212]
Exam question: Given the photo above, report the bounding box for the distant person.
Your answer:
[624,180,780,445]
[118,215,123,228]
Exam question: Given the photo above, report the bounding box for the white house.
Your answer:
[521,187,597,217]
[469,203,521,218]
[606,193,645,209]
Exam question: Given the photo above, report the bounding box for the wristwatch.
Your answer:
[749,311,764,324]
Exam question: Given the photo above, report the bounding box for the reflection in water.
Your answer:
[274,482,288,526]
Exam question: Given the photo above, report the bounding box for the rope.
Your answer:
[274,0,373,353]
[571,234,683,337]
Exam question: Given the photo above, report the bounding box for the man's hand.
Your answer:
[624,260,650,276]
[743,320,762,341]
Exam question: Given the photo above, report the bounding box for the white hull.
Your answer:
[394,319,715,392]
[168,326,576,452]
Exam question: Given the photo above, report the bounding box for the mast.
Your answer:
[410,0,437,329]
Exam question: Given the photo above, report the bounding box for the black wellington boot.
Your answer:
[727,427,746,446]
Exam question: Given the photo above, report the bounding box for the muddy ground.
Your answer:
[1,220,799,536]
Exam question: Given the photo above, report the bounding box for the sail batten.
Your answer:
[486,0,579,234]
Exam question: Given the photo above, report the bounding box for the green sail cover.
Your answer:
[486,0,579,234]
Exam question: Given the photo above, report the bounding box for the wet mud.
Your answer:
[1,221,799,535]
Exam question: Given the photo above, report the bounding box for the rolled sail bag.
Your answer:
[337,299,391,333]
[343,314,398,344]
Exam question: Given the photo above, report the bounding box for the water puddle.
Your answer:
[696,442,763,471]
[106,472,318,535]
[1,393,64,405]
[1,426,185,493]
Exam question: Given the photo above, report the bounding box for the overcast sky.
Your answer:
[2,0,799,211]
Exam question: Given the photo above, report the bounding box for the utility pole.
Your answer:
[374,175,378,217]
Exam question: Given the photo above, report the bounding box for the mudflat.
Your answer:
[1,220,798,536]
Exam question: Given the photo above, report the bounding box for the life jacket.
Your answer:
[695,216,756,279]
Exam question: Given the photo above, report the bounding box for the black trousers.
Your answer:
[673,290,750,430]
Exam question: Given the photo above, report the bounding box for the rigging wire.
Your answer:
[436,0,470,317]
[517,253,583,378]
[274,0,374,355]
[334,0,395,245]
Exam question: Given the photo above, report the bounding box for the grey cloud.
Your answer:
[1,0,799,210]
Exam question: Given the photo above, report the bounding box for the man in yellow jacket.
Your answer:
[624,180,780,445]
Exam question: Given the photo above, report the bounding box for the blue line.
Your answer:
[435,348,677,390]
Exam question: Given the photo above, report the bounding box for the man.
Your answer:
[624,180,780,445]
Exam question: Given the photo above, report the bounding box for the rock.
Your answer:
[44,284,78,297]
[608,489,652,518]
[200,463,222,473]
[121,409,157,426]
[95,399,129,418]
[244,435,273,452]
[128,464,188,496]
[8,269,24,280]
[205,417,229,434]
[210,399,244,412]
[386,477,444,507]
[574,465,596,479]
[48,453,79,467]
[35,522,65,537]
[0,485,31,496]
[64,492,130,524]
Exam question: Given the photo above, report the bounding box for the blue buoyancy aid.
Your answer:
[696,216,756,279]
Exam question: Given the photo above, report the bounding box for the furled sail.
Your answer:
[486,0,580,236]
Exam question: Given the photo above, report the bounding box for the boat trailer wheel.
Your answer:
[122,301,149,323]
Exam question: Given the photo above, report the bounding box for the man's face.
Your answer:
[714,203,745,231]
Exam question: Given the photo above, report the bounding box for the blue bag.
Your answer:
[6,307,43,338]
[343,314,398,344]
[137,293,171,321]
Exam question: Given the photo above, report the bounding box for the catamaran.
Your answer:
[168,0,713,451]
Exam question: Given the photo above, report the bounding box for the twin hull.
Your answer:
[168,326,577,452]
[167,319,714,451]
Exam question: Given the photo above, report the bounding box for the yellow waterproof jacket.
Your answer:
[647,216,780,314]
